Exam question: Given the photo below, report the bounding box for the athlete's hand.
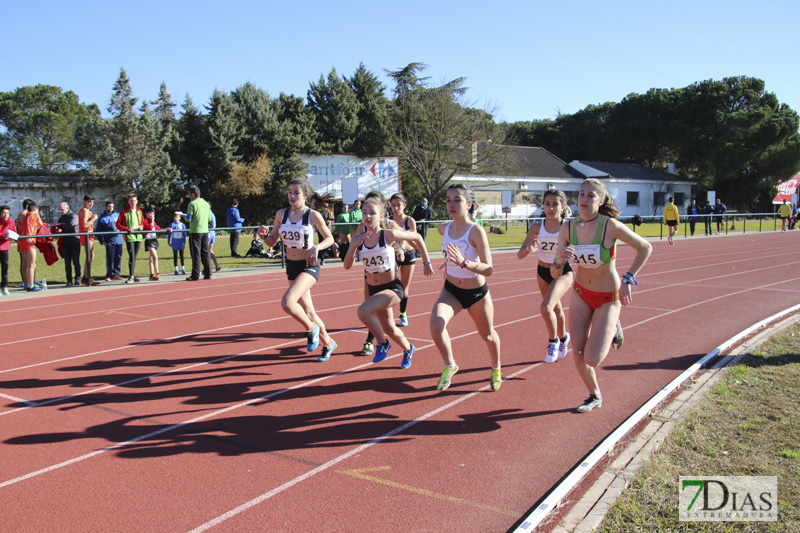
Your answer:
[528,235,538,252]
[306,245,319,266]
[355,230,372,246]
[558,246,575,264]
[423,261,434,277]
[620,282,632,306]
[257,225,269,238]
[446,242,464,266]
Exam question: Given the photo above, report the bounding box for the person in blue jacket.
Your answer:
[96,200,124,280]
[226,199,245,257]
[167,212,187,275]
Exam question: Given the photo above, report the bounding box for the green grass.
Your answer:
[596,323,800,532]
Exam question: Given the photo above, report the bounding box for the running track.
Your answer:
[1,232,798,532]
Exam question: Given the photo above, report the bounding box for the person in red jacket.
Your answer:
[0,205,16,295]
[116,193,144,283]
[142,207,162,280]
[19,202,44,291]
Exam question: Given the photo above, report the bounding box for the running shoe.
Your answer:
[400,344,415,369]
[1,288,9,296]
[398,312,409,327]
[26,285,42,292]
[306,323,320,352]
[125,277,134,284]
[611,321,624,349]
[545,341,559,363]
[491,368,502,391]
[174,268,179,275]
[577,394,602,413]
[436,365,459,391]
[215,264,221,272]
[317,339,337,362]
[133,277,141,283]
[558,333,571,359]
[360,342,374,356]
[112,276,124,280]
[372,341,391,363]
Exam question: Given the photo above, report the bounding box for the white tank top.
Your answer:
[441,222,479,279]
[359,230,396,273]
[280,208,314,249]
[536,220,562,263]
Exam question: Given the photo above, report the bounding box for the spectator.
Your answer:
[663,196,680,245]
[0,205,15,295]
[207,204,221,273]
[226,199,244,257]
[97,201,124,281]
[713,198,727,234]
[184,185,212,281]
[687,199,699,236]
[791,204,798,230]
[334,203,352,259]
[54,202,81,286]
[348,199,363,244]
[16,199,31,284]
[142,207,162,280]
[168,212,187,275]
[412,197,433,239]
[244,235,269,258]
[116,192,144,283]
[79,195,100,285]
[702,200,714,236]
[19,201,44,292]
[778,199,792,233]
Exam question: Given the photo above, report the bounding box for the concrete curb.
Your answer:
[554,312,800,532]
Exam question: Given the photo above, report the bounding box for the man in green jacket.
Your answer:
[184,185,213,280]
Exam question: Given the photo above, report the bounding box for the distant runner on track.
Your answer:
[552,178,652,413]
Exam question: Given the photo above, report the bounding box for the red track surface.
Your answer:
[2,232,799,532]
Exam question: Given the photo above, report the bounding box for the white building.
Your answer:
[453,144,695,219]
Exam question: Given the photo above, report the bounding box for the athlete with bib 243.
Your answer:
[258,177,337,362]
[344,197,434,369]
[552,179,651,413]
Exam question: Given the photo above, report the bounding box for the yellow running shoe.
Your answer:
[437,365,459,391]
[491,368,502,391]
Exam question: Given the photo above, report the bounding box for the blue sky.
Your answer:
[2,0,798,123]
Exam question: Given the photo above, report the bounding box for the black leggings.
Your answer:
[173,249,185,267]
[126,241,141,277]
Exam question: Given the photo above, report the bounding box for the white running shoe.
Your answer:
[545,340,559,363]
[558,333,570,359]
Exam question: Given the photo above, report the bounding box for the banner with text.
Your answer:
[302,154,400,203]
[773,173,799,204]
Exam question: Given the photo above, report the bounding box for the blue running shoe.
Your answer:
[372,341,391,363]
[400,344,415,369]
[398,312,409,327]
[306,323,320,352]
[317,339,337,362]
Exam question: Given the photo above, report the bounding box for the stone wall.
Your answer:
[0,172,113,224]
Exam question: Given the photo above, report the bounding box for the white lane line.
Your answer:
[0,315,531,491]
[0,391,37,406]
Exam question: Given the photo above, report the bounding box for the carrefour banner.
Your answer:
[302,154,400,202]
[773,173,799,204]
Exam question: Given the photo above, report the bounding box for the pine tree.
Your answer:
[307,68,359,153]
[348,63,391,157]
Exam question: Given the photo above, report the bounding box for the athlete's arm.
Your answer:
[517,220,540,259]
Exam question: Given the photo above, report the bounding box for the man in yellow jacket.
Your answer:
[778,199,792,232]
[663,196,680,245]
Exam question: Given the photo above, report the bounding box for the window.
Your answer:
[674,192,685,206]
[626,191,639,206]
[654,192,666,207]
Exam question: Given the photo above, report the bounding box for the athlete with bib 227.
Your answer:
[551,179,652,413]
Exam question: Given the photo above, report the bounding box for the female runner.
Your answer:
[431,184,502,392]
[517,189,574,363]
[552,179,652,412]
[258,177,337,362]
[389,193,418,327]
[344,197,434,368]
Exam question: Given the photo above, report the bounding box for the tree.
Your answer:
[386,63,507,207]
[88,68,179,209]
[219,153,273,198]
[348,63,391,157]
[174,95,209,187]
[0,84,99,170]
[205,89,241,187]
[307,68,359,153]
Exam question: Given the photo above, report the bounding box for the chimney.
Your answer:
[668,162,676,174]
